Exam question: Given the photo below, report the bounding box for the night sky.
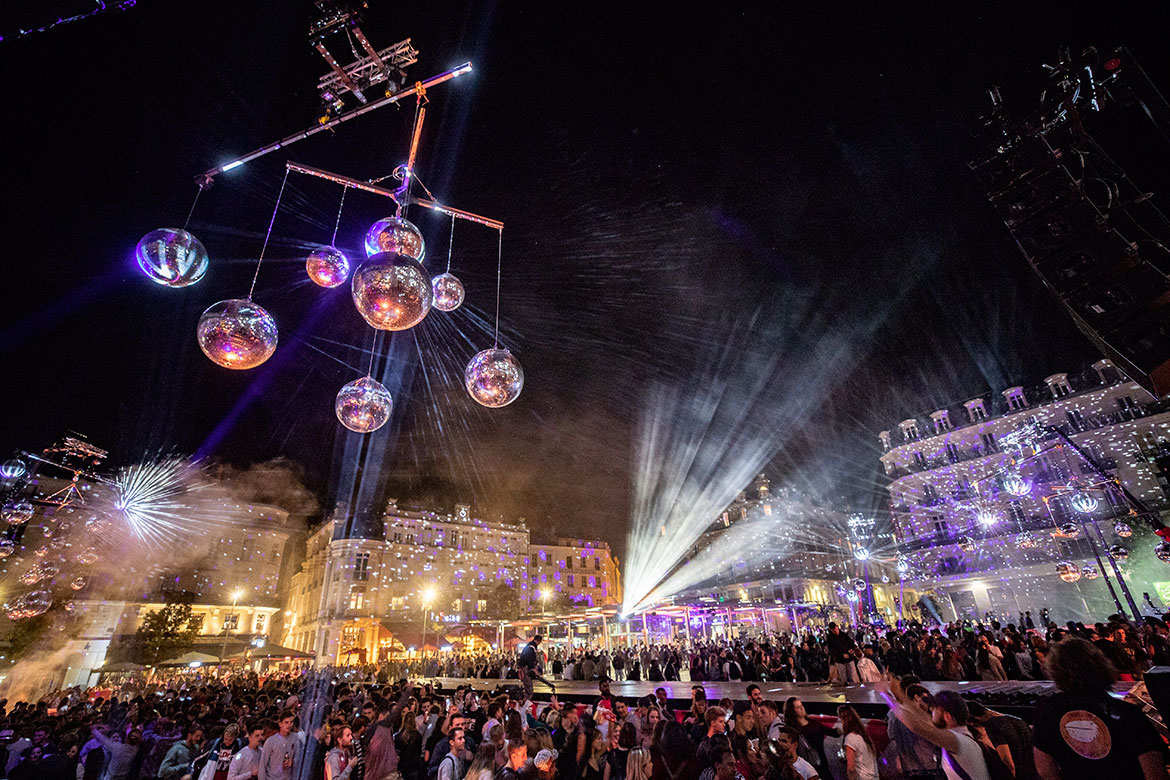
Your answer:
[1,3,1165,555]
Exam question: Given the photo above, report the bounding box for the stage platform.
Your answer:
[431,677,1060,720]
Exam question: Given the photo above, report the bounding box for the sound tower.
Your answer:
[970,47,1170,398]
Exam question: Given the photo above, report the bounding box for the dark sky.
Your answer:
[1,2,1165,556]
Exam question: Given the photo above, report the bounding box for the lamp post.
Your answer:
[220,589,244,664]
[540,588,551,617]
[420,584,437,663]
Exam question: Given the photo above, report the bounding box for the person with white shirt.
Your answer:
[228,725,264,780]
[774,728,819,780]
[879,683,990,780]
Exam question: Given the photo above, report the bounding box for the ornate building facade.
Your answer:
[528,538,622,611]
[879,361,1170,622]
[282,500,534,664]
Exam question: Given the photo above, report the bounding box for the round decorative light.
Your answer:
[1058,521,1080,538]
[1114,521,1133,538]
[76,548,99,565]
[959,536,977,553]
[351,252,432,330]
[2,501,34,525]
[1057,561,1081,583]
[364,217,425,260]
[0,539,15,559]
[335,376,393,433]
[896,558,909,574]
[306,245,351,288]
[853,547,870,561]
[431,272,466,312]
[465,348,524,408]
[1016,532,1037,549]
[880,574,890,584]
[70,577,86,591]
[1109,544,1129,561]
[853,578,866,592]
[846,590,859,603]
[1071,492,1099,513]
[197,299,278,369]
[1081,565,1099,580]
[1002,472,1030,497]
[135,228,208,287]
[0,459,27,480]
[1157,540,1170,563]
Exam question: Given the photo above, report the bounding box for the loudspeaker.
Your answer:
[974,134,1170,398]
[1143,666,1170,722]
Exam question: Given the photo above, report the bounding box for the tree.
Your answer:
[134,602,199,665]
[481,581,521,620]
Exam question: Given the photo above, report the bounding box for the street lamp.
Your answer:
[220,589,245,664]
[540,588,551,616]
[419,584,437,662]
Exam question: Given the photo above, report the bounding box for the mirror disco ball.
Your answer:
[351,252,433,330]
[197,299,279,369]
[335,377,393,433]
[465,348,524,408]
[0,539,14,558]
[76,548,99,565]
[853,578,866,592]
[0,458,26,480]
[1057,561,1081,582]
[2,501,34,525]
[896,558,909,574]
[1071,492,1099,513]
[1082,565,1099,580]
[136,228,209,287]
[364,217,425,260]
[1058,521,1080,538]
[1016,532,1038,549]
[306,246,351,288]
[71,577,86,591]
[431,272,466,312]
[1109,544,1129,560]
[959,536,977,552]
[1157,541,1170,563]
[853,547,870,561]
[1002,472,1030,497]
[1114,521,1133,538]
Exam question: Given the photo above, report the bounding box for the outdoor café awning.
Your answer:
[156,651,222,667]
[229,642,314,661]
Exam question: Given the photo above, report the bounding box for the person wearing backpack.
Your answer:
[879,681,1004,780]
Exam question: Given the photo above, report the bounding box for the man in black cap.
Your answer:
[966,701,1036,780]
[517,635,555,701]
[879,680,990,780]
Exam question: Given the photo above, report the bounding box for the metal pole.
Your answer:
[195,63,475,186]
[284,162,505,229]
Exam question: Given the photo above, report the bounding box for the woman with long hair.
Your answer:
[837,706,878,780]
[781,698,828,771]
[627,748,653,780]
[325,725,357,780]
[396,707,424,780]
[465,743,497,780]
[604,723,638,780]
[640,707,661,749]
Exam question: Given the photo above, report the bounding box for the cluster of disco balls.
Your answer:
[0,494,100,618]
[137,215,523,435]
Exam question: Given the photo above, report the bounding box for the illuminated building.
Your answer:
[283,499,531,665]
[670,475,908,627]
[879,361,1170,622]
[528,538,622,610]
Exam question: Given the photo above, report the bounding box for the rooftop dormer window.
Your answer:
[964,399,987,423]
[1045,373,1072,398]
[900,419,920,442]
[1003,387,1028,412]
[930,410,951,434]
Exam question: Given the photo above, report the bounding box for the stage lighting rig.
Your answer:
[195,2,476,188]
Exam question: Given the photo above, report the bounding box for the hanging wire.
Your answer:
[367,330,384,378]
[247,169,290,300]
[446,215,455,273]
[182,187,203,231]
[331,185,349,246]
[493,227,503,347]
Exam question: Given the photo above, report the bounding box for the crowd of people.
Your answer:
[413,612,1170,686]
[0,613,1167,780]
